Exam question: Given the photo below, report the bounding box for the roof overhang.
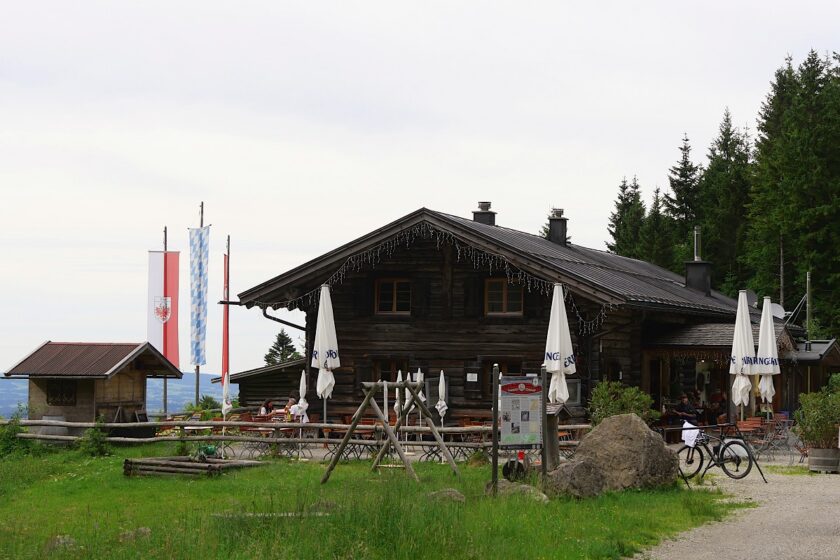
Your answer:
[237,208,625,309]
[211,357,306,384]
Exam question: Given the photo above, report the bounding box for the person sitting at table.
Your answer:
[259,399,273,416]
[674,394,699,424]
[282,394,298,421]
[717,391,729,423]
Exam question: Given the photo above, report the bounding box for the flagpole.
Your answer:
[163,226,168,418]
[222,235,230,447]
[195,202,203,407]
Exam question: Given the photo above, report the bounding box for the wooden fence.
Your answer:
[1,418,590,448]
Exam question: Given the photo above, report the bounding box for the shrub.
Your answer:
[77,416,110,457]
[0,407,31,458]
[827,373,840,395]
[794,387,840,448]
[588,381,661,426]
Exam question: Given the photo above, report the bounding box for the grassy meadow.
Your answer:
[0,443,744,560]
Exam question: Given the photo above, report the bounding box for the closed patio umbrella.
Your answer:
[755,297,781,404]
[730,290,755,415]
[545,283,576,404]
[312,285,340,422]
[435,370,448,427]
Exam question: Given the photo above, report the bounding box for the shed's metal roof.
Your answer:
[3,342,182,379]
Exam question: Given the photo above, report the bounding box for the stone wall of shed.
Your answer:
[28,379,96,426]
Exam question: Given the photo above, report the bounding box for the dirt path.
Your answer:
[639,470,840,559]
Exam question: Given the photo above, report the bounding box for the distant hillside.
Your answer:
[0,373,235,418]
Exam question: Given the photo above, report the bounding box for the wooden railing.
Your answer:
[1,419,591,449]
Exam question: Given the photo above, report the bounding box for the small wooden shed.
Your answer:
[3,341,181,433]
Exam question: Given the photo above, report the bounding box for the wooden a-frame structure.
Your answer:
[321,381,461,483]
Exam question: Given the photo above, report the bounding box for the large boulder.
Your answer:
[574,413,678,491]
[543,458,605,499]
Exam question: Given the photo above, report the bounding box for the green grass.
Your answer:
[0,444,741,560]
[763,464,815,476]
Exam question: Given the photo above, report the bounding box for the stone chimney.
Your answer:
[685,226,712,296]
[472,201,496,226]
[547,208,568,246]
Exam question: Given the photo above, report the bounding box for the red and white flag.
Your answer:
[147,251,180,368]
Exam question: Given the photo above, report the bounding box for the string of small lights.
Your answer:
[251,221,613,335]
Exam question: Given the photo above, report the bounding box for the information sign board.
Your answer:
[499,375,542,449]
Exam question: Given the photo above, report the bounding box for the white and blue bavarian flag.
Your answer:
[189,226,210,366]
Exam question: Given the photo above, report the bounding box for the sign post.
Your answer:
[491,364,500,495]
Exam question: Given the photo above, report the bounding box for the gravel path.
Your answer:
[639,469,840,559]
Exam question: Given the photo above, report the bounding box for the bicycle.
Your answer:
[676,426,753,480]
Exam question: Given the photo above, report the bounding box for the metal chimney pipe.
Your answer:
[693,226,702,261]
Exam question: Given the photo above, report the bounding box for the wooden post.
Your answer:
[320,388,376,484]
[491,363,499,496]
[372,383,414,469]
[405,383,460,478]
[368,399,418,482]
[540,365,550,475]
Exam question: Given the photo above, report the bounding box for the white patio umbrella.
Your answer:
[435,370,448,427]
[312,285,340,423]
[297,369,309,420]
[220,369,232,453]
[294,369,309,460]
[730,290,755,414]
[394,369,403,419]
[415,368,426,424]
[545,283,576,404]
[221,370,233,417]
[755,296,781,404]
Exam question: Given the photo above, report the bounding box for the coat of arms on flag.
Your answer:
[154,296,172,323]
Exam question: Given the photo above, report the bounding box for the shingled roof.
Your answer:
[3,342,182,379]
[238,207,738,317]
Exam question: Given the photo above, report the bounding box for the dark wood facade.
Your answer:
[290,237,677,422]
[238,207,828,421]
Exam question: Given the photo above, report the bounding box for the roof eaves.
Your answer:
[102,343,147,379]
[237,208,432,306]
[3,340,51,378]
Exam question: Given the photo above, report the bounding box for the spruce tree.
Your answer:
[607,176,646,259]
[696,109,753,296]
[664,134,701,268]
[745,51,840,331]
[745,56,798,304]
[264,329,301,366]
[640,188,674,269]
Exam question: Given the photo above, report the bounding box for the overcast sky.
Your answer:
[1,1,837,375]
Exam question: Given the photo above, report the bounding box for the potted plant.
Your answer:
[794,381,840,473]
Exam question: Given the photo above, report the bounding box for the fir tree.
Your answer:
[606,176,646,259]
[639,188,674,269]
[264,329,301,366]
[745,51,840,330]
[696,109,753,295]
[664,134,702,229]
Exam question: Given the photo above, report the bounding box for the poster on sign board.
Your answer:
[499,376,542,449]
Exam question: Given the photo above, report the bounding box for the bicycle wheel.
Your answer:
[719,440,753,479]
[676,445,704,479]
